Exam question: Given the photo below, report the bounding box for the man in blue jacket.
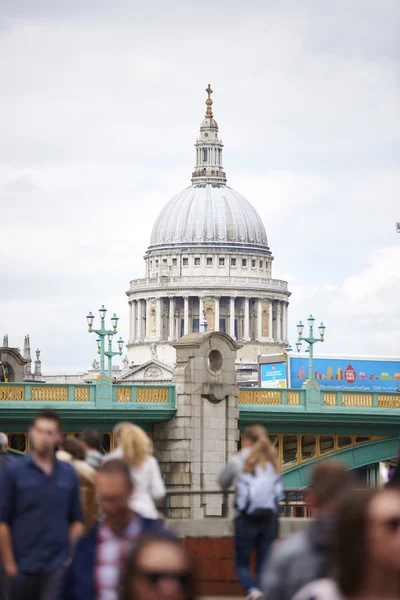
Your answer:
[61,458,165,600]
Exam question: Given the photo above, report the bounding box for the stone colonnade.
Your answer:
[128,296,288,344]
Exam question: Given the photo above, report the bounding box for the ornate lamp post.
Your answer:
[86,306,124,379]
[296,315,326,388]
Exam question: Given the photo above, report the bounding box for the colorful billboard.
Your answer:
[288,356,400,392]
[260,362,287,389]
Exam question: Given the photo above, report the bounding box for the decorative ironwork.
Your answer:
[378,395,400,409]
[136,387,169,403]
[287,391,301,405]
[31,386,68,401]
[0,386,24,401]
[238,389,282,405]
[116,387,132,403]
[74,387,90,402]
[342,393,372,407]
[323,393,337,406]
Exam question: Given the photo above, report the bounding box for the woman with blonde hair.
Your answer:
[104,422,166,520]
[219,425,282,600]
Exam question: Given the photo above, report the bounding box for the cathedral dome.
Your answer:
[149,84,269,254]
[149,184,269,252]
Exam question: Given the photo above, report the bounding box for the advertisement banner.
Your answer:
[289,356,400,392]
[260,362,287,388]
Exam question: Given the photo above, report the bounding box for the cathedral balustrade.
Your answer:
[129,275,289,291]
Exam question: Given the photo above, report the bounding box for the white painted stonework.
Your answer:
[126,88,290,371]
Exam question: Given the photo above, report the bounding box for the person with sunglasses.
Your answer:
[119,532,196,600]
[293,487,400,600]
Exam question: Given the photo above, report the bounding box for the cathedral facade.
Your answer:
[126,86,290,370]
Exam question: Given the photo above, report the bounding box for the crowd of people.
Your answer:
[0,411,399,600]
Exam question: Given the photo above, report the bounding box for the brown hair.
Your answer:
[310,460,354,507]
[33,409,62,430]
[333,487,377,596]
[98,458,134,488]
[60,437,86,461]
[119,531,196,600]
[243,425,279,474]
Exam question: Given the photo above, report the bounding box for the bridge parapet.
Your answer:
[0,382,176,426]
[238,387,400,410]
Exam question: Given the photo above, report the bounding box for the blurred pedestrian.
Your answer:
[61,459,166,600]
[80,429,103,469]
[0,433,10,469]
[104,423,166,520]
[0,432,12,600]
[0,410,84,600]
[120,531,195,600]
[218,425,282,600]
[57,438,98,529]
[261,460,354,600]
[293,487,400,600]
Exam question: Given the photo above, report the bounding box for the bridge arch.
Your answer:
[282,436,399,488]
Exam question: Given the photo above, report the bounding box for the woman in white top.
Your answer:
[104,422,166,520]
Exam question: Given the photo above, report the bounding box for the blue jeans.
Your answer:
[234,514,277,593]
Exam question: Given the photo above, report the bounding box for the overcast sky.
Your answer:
[1,0,399,373]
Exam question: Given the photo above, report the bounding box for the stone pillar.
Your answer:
[229,297,235,339]
[199,296,204,322]
[146,298,151,340]
[156,297,162,340]
[282,302,287,343]
[214,297,220,332]
[243,297,251,341]
[269,300,273,341]
[168,297,175,341]
[137,300,142,340]
[257,298,263,340]
[183,296,189,335]
[153,332,242,519]
[131,301,136,342]
[128,301,132,343]
[277,302,282,343]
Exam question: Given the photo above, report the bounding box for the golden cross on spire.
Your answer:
[205,83,213,117]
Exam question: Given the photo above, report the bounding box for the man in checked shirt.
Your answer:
[61,459,166,600]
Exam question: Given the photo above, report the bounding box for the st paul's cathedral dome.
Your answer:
[126,85,290,372]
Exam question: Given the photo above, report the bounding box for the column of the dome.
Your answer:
[276,302,282,343]
[229,297,236,339]
[268,300,273,341]
[214,297,220,332]
[243,297,251,342]
[131,301,136,342]
[257,298,263,341]
[183,296,189,335]
[137,300,142,341]
[168,298,175,341]
[199,296,204,329]
[156,297,162,340]
[283,302,288,343]
[128,301,132,343]
[145,299,151,340]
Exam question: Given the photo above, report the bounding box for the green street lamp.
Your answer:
[86,306,124,379]
[296,314,326,388]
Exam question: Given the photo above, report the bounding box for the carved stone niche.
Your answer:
[172,331,242,404]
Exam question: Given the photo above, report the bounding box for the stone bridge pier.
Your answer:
[153,331,241,518]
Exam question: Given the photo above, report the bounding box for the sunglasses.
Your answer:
[382,517,400,532]
[134,569,192,587]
